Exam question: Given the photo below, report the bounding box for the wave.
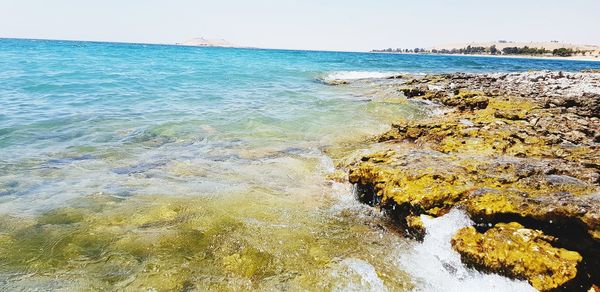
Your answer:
[319,71,406,84]
[398,209,535,291]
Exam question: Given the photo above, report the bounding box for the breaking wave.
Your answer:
[319,71,406,84]
[398,209,535,291]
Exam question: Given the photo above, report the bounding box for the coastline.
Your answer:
[371,51,600,62]
[438,52,600,62]
[329,71,600,291]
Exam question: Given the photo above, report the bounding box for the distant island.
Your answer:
[373,41,600,61]
[176,37,239,48]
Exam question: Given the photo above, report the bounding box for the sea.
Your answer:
[1,38,599,290]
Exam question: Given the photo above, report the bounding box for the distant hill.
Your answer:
[177,37,238,48]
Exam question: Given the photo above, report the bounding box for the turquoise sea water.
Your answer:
[0,38,599,290]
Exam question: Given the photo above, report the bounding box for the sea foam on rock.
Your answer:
[398,209,535,292]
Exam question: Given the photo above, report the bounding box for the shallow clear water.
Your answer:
[0,38,598,290]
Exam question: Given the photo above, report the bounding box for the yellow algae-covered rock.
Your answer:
[405,215,428,240]
[348,146,599,234]
[481,97,535,121]
[345,72,600,288]
[378,98,550,158]
[377,88,596,166]
[348,149,471,212]
[438,89,490,111]
[464,188,600,242]
[325,169,349,183]
[451,223,582,291]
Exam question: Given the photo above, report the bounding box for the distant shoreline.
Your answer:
[370,51,600,62]
[373,41,600,63]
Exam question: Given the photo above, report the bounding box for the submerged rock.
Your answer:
[451,222,582,291]
[399,87,427,98]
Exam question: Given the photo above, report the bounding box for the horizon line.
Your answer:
[0,36,376,54]
[2,37,599,64]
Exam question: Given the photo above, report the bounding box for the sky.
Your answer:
[1,0,599,51]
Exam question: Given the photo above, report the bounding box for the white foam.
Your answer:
[398,209,535,292]
[321,71,404,83]
[319,151,336,173]
[330,258,388,292]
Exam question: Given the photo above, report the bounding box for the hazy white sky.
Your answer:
[1,0,599,51]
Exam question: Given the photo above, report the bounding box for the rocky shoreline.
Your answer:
[329,71,599,291]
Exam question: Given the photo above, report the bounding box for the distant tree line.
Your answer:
[431,45,488,55]
[372,45,585,57]
[551,48,575,57]
[373,48,428,53]
[501,46,548,55]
